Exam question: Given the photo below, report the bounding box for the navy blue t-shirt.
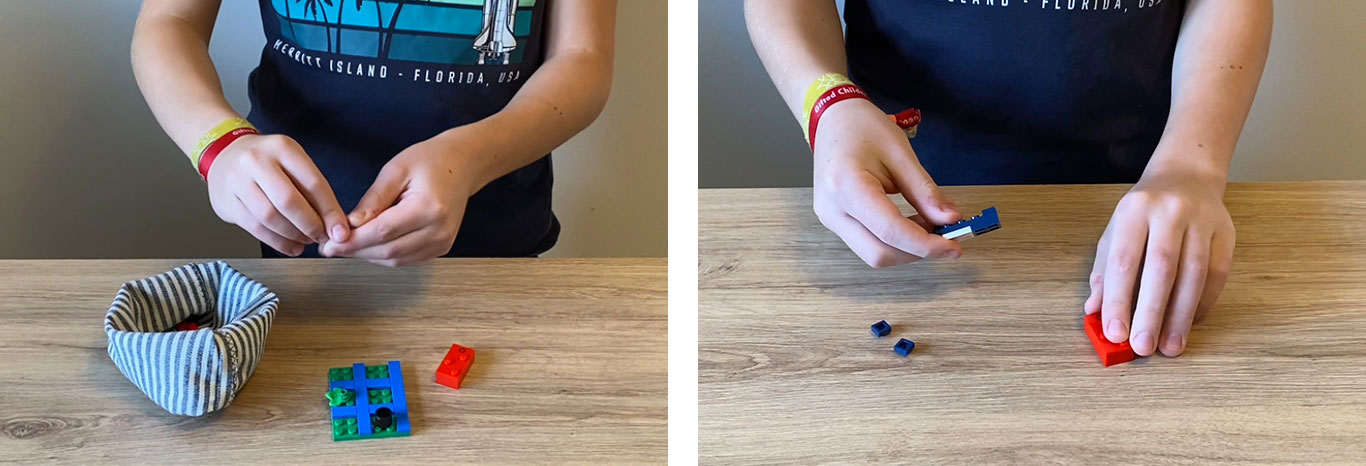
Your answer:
[249,0,556,257]
[845,0,1187,185]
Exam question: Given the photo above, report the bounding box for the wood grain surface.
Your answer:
[0,259,666,465]
[700,182,1366,465]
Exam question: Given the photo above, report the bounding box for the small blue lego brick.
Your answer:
[893,338,915,356]
[932,207,1001,241]
[870,320,891,338]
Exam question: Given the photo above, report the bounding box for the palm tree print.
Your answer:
[380,0,433,59]
[296,0,336,53]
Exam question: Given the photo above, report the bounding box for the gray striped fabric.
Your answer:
[104,261,278,416]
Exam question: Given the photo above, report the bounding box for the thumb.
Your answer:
[349,165,407,227]
[888,159,962,227]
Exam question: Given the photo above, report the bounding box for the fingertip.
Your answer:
[1083,295,1101,315]
[940,203,964,222]
[347,211,367,227]
[1160,333,1187,357]
[945,243,964,260]
[1131,331,1156,356]
[322,242,345,257]
[1104,318,1128,344]
[330,224,350,243]
[922,206,962,226]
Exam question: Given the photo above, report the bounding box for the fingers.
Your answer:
[838,172,962,260]
[1129,222,1184,356]
[817,204,922,268]
[1101,213,1148,344]
[347,227,451,267]
[885,152,963,226]
[349,164,408,227]
[1084,227,1111,316]
[323,199,428,257]
[223,197,306,256]
[278,151,351,243]
[255,167,329,243]
[1195,229,1236,323]
[236,183,312,245]
[1158,229,1211,357]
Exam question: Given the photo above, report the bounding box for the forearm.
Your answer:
[439,50,612,190]
[437,0,616,190]
[1146,0,1273,181]
[131,0,239,156]
[744,0,848,121]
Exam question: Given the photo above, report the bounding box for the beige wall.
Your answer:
[700,0,1366,188]
[0,1,666,259]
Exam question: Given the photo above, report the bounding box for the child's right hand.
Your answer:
[811,98,964,267]
[204,134,351,256]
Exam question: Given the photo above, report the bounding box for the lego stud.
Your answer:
[870,320,891,338]
[373,407,393,429]
[894,338,915,356]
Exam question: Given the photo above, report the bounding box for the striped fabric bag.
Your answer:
[103,261,278,416]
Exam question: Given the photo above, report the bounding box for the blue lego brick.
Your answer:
[932,207,1001,240]
[871,320,891,338]
[894,338,915,356]
[326,361,411,441]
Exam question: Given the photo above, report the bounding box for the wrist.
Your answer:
[195,119,259,180]
[427,128,498,189]
[1142,152,1230,185]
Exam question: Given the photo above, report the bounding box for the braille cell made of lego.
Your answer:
[325,361,410,441]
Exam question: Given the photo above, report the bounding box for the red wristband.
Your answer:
[807,84,870,149]
[197,127,259,180]
[890,108,922,131]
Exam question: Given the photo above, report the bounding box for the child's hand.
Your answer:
[206,134,351,256]
[1085,169,1235,357]
[319,136,476,267]
[811,98,964,267]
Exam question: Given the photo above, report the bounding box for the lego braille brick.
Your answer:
[435,343,477,390]
[871,320,891,338]
[893,338,915,356]
[1084,313,1136,367]
[933,207,1001,240]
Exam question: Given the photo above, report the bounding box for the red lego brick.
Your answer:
[435,343,476,389]
[175,321,199,331]
[1084,313,1135,367]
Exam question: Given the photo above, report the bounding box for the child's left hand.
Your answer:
[1084,168,1236,357]
[319,134,480,267]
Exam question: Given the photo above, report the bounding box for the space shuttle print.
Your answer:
[474,0,518,65]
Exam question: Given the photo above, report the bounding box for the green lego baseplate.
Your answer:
[326,362,410,442]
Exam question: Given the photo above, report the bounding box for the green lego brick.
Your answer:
[328,367,354,382]
[331,416,410,442]
[368,389,393,404]
[365,364,389,379]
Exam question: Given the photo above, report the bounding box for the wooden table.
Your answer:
[700,182,1366,465]
[0,259,666,465]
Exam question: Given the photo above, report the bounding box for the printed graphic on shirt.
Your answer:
[271,0,537,65]
[935,0,1166,13]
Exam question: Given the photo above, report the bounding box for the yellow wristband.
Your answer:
[190,118,256,166]
[800,73,854,137]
